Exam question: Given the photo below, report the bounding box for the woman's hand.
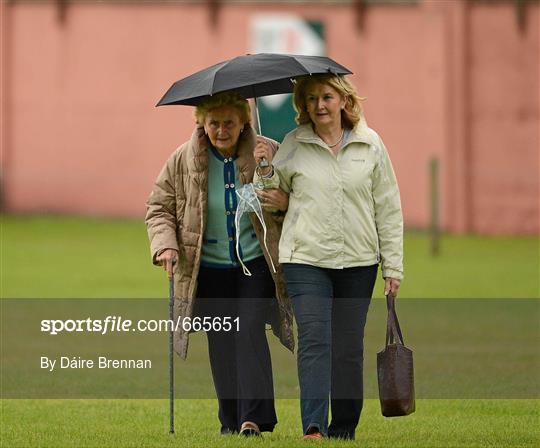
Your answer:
[256,188,289,212]
[384,277,401,297]
[254,137,274,175]
[156,249,178,279]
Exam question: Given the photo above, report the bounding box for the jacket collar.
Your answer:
[186,124,257,184]
[295,112,374,147]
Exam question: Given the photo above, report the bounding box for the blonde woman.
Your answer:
[254,74,403,440]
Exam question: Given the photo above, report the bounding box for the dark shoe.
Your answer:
[220,427,237,436]
[328,430,355,440]
[239,421,261,437]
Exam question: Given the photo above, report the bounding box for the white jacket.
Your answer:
[256,116,404,279]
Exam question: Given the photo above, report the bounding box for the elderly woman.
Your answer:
[254,74,403,440]
[145,91,294,437]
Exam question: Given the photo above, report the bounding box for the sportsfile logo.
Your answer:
[40,316,240,335]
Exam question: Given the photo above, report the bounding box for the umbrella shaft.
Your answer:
[253,97,269,168]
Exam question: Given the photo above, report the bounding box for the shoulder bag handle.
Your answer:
[385,292,405,346]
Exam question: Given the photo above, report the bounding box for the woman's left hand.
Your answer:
[384,277,401,297]
[256,188,289,212]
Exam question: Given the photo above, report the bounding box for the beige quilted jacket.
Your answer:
[145,125,295,359]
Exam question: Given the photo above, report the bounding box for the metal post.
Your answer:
[168,277,175,434]
[430,157,440,257]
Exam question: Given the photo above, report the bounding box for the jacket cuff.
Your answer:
[261,166,274,178]
[152,247,178,266]
[382,267,403,281]
[254,169,280,189]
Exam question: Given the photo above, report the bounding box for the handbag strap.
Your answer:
[385,292,405,346]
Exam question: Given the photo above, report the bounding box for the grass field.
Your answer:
[2,215,539,298]
[1,215,539,447]
[2,399,538,447]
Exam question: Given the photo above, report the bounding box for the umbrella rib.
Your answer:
[210,57,233,97]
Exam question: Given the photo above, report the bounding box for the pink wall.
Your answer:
[1,1,538,234]
[468,2,539,234]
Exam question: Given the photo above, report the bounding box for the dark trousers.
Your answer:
[195,256,277,433]
[282,263,378,439]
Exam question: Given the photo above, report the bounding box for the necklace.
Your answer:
[320,128,344,148]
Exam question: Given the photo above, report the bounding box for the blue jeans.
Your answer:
[282,263,377,439]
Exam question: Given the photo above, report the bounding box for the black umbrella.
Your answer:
[156,53,352,107]
[157,53,352,167]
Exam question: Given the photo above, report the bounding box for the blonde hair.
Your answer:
[293,74,364,129]
[194,91,251,125]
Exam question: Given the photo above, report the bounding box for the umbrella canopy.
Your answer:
[156,53,352,107]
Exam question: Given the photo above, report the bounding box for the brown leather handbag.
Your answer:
[377,292,415,417]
